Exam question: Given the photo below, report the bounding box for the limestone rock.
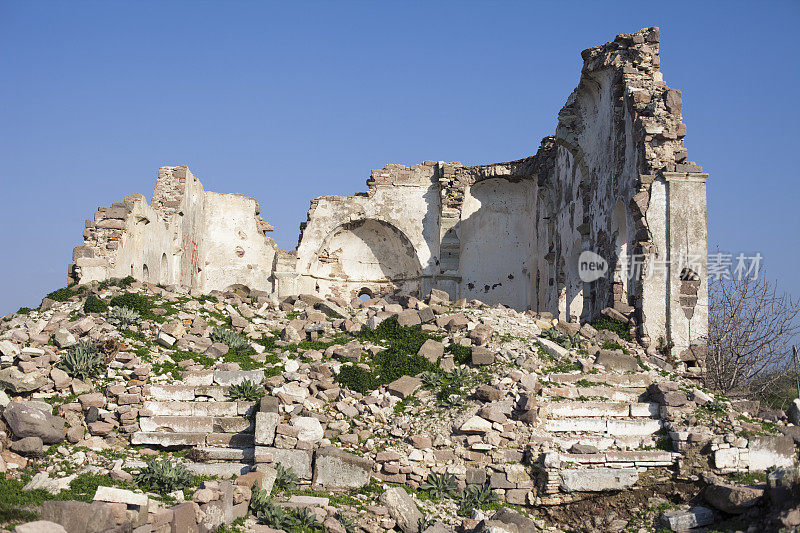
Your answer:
[459,416,492,434]
[659,506,714,531]
[291,416,324,443]
[13,521,68,533]
[3,401,65,443]
[0,367,50,393]
[381,487,423,533]
[703,481,764,514]
[312,447,373,490]
[559,468,638,492]
[387,375,422,399]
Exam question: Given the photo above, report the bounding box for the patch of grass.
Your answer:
[729,471,767,484]
[591,316,633,341]
[542,360,581,374]
[335,317,438,393]
[0,472,135,524]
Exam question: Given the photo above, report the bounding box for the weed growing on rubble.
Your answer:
[46,284,81,302]
[133,460,194,495]
[211,326,250,352]
[335,317,437,393]
[106,306,141,327]
[445,343,472,365]
[228,378,264,401]
[420,472,458,499]
[541,328,581,349]
[457,483,498,516]
[58,340,104,380]
[274,464,300,492]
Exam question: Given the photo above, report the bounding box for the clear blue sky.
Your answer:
[1,1,798,315]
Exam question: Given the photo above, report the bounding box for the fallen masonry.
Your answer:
[0,27,797,533]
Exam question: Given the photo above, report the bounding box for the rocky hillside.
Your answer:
[0,280,798,533]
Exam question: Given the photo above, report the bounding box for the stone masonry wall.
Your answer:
[68,27,708,363]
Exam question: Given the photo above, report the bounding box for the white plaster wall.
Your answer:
[295,180,439,298]
[107,199,174,284]
[642,178,668,344]
[459,179,536,309]
[198,192,276,293]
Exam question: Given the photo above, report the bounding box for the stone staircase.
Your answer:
[533,371,681,495]
[131,370,264,474]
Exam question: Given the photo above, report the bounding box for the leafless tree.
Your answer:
[705,274,800,398]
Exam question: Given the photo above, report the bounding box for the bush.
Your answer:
[58,341,104,380]
[335,364,378,394]
[445,343,471,365]
[133,460,194,494]
[109,292,154,319]
[106,306,141,327]
[16,307,33,315]
[591,316,633,341]
[83,294,108,314]
[228,379,264,401]
[47,286,78,302]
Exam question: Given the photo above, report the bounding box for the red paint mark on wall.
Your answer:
[180,234,199,286]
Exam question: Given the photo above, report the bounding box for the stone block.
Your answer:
[13,521,68,533]
[213,370,264,386]
[417,339,444,363]
[255,412,280,446]
[386,375,422,399]
[312,447,373,490]
[471,347,495,365]
[659,506,714,531]
[559,468,639,492]
[381,487,423,533]
[41,500,117,533]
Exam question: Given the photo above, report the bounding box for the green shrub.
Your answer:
[109,292,153,319]
[211,326,249,353]
[591,316,633,341]
[16,307,33,315]
[228,379,264,401]
[335,364,378,394]
[541,328,581,349]
[106,306,141,327]
[601,340,624,351]
[83,294,108,314]
[47,286,78,302]
[58,341,104,380]
[133,460,194,494]
[445,343,472,365]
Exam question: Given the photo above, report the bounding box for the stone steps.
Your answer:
[558,450,679,467]
[138,416,253,434]
[131,431,255,447]
[541,401,658,418]
[547,373,652,388]
[552,434,657,451]
[544,417,663,436]
[543,385,646,402]
[141,400,254,417]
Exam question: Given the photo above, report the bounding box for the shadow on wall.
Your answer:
[456,178,537,311]
[310,219,424,299]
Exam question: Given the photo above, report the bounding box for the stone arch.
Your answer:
[308,219,423,299]
[142,263,149,281]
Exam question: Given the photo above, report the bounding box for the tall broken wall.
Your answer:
[70,165,278,295]
[68,27,707,368]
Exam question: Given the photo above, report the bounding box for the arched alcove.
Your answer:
[309,219,423,298]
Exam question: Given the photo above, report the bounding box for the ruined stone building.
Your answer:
[68,27,708,367]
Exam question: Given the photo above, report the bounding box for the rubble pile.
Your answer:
[0,278,798,533]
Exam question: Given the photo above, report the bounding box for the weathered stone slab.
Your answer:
[41,500,117,533]
[255,412,280,446]
[386,375,422,399]
[747,435,795,470]
[213,370,264,386]
[312,447,373,490]
[381,487,423,533]
[130,432,206,447]
[147,385,195,401]
[545,401,629,418]
[559,467,639,492]
[261,447,313,479]
[139,416,213,433]
[659,506,715,531]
